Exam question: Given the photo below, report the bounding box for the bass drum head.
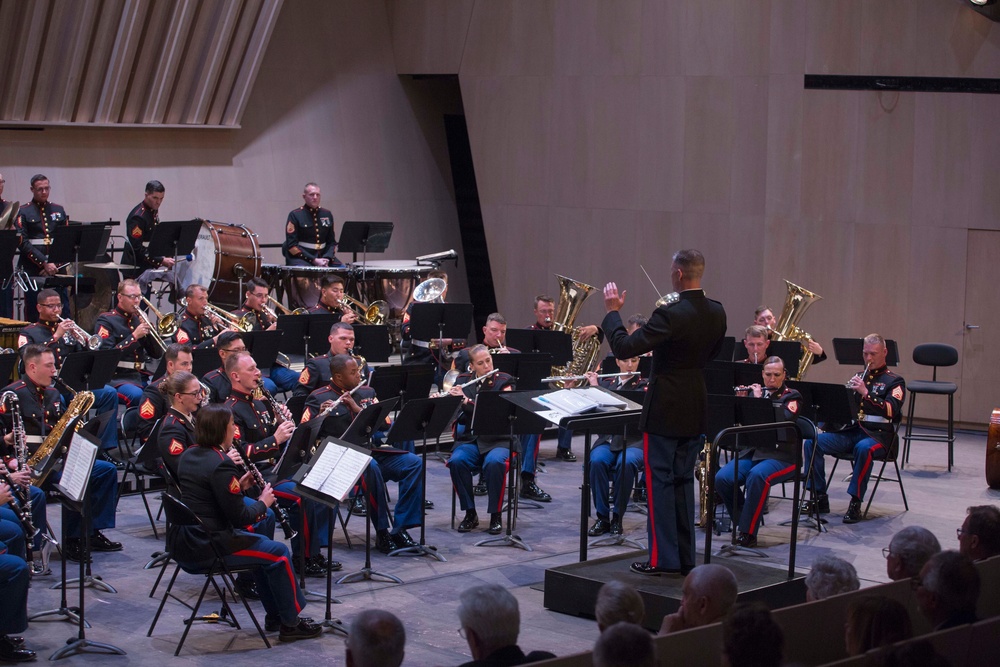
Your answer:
[175,220,261,308]
[75,263,118,332]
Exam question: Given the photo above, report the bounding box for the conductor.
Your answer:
[601,249,727,576]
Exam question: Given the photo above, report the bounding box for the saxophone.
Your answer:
[27,385,95,487]
[695,437,713,528]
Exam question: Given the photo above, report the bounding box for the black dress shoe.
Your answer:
[391,530,418,549]
[629,561,683,576]
[234,576,260,600]
[62,539,92,564]
[588,517,611,536]
[90,531,124,552]
[295,557,327,577]
[0,635,36,663]
[520,479,552,502]
[375,529,393,554]
[736,532,758,548]
[266,614,315,632]
[350,496,368,517]
[424,499,434,510]
[473,478,488,496]
[555,449,577,462]
[632,487,647,503]
[279,619,323,642]
[610,514,623,536]
[457,510,479,533]
[488,513,503,535]
[843,498,864,524]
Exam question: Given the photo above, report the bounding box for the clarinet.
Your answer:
[0,391,39,539]
[256,380,288,427]
[231,440,298,541]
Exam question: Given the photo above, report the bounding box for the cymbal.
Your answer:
[84,261,137,270]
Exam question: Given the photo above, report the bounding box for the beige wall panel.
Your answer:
[506,77,555,207]
[461,0,555,77]
[495,204,553,316]
[544,76,593,209]
[733,1,772,77]
[730,76,769,216]
[638,0,684,76]
[897,226,967,421]
[551,0,641,76]
[856,91,915,226]
[911,93,974,228]
[800,90,860,223]
[679,0,735,77]
[677,212,761,310]
[586,76,641,210]
[804,0,862,75]
[388,0,474,75]
[682,77,734,214]
[967,94,1000,230]
[764,75,803,219]
[636,76,685,212]
[768,0,805,75]
[851,223,910,340]
[635,210,682,305]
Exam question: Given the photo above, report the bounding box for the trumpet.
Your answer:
[139,295,178,337]
[540,371,638,384]
[57,316,101,350]
[846,363,871,389]
[338,295,388,325]
[266,295,308,317]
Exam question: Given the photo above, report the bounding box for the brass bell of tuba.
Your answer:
[770,280,822,380]
[548,275,602,388]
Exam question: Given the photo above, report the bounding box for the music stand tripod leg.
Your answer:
[475,439,532,552]
[389,430,446,562]
[336,492,403,585]
[29,517,89,628]
[319,512,347,636]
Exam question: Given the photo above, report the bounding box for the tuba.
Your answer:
[770,280,822,380]
[0,200,19,229]
[27,388,95,486]
[548,275,602,387]
[412,278,446,303]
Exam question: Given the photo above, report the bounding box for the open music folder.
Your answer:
[295,437,372,503]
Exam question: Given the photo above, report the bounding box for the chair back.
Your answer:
[161,492,200,528]
[912,344,958,381]
[286,394,307,424]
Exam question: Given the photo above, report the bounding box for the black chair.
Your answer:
[826,422,909,519]
[147,494,271,655]
[285,394,306,424]
[901,343,959,471]
[118,411,164,538]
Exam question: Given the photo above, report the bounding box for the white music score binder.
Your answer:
[297,438,372,503]
[54,432,98,504]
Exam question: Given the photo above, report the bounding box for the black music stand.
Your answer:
[59,350,122,392]
[340,398,399,446]
[303,314,339,360]
[733,339,802,376]
[368,365,435,409]
[491,353,552,391]
[351,324,392,363]
[0,352,17,386]
[49,224,108,318]
[145,219,200,302]
[705,360,766,396]
[409,302,474,378]
[504,329,573,366]
[190,347,220,379]
[338,221,394,267]
[466,392,549,551]
[385,395,462,561]
[714,336,736,361]
[831,337,901,366]
[244,330,281,371]
[276,314,310,357]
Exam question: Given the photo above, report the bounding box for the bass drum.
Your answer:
[75,263,118,333]
[175,220,261,308]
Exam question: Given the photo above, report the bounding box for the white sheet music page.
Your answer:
[55,432,98,504]
[300,439,372,502]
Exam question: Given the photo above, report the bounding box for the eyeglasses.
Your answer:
[38,302,62,309]
[177,389,205,397]
[121,293,142,300]
[221,347,247,353]
[882,547,893,559]
[956,528,969,539]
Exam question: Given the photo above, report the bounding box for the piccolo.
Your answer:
[540,371,638,384]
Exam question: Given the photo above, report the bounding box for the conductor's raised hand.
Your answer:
[603,282,626,312]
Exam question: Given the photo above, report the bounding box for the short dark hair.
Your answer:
[745,325,769,340]
[22,344,51,366]
[922,551,980,617]
[534,295,554,307]
[195,404,232,449]
[593,621,654,667]
[224,350,251,377]
[428,270,447,282]
[145,180,165,194]
[30,174,48,188]
[672,249,706,280]
[330,322,354,336]
[160,371,198,400]
[845,595,912,656]
[626,313,647,328]
[966,505,1000,557]
[328,353,356,378]
[164,343,192,364]
[246,277,268,292]
[217,331,243,351]
[36,288,59,303]
[723,603,784,667]
[321,275,345,289]
[118,279,140,294]
[754,305,772,318]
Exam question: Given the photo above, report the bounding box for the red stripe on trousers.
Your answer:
[857,443,884,499]
[230,548,302,613]
[642,433,657,565]
[747,463,797,534]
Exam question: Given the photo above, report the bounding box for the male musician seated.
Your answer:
[233,277,300,393]
[202,332,249,404]
[13,174,71,322]
[452,313,516,374]
[447,345,517,535]
[176,403,321,642]
[282,182,340,268]
[0,490,37,662]
[125,180,174,295]
[302,354,424,553]
[1,345,121,563]
[293,322,358,400]
[19,288,121,461]
[585,357,648,536]
[174,284,232,349]
[95,279,163,405]
[740,325,770,366]
[803,334,905,524]
[136,343,193,444]
[308,275,359,323]
[753,306,826,363]
[224,351,336,576]
[714,357,802,547]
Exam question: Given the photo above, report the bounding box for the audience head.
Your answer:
[722,603,783,667]
[457,584,520,660]
[959,504,1000,561]
[844,595,913,656]
[593,621,654,667]
[805,555,860,602]
[915,550,980,628]
[886,526,941,581]
[345,609,405,667]
[594,580,645,632]
[679,564,739,628]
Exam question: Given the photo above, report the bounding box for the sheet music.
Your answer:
[299,439,371,502]
[55,432,98,504]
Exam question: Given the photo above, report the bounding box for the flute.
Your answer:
[318,382,368,418]
[541,371,638,384]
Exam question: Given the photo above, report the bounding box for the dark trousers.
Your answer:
[359,453,424,533]
[448,444,509,514]
[273,481,329,558]
[46,459,118,538]
[0,549,29,635]
[715,457,796,536]
[804,427,886,500]
[223,532,305,627]
[643,433,700,570]
[590,445,643,518]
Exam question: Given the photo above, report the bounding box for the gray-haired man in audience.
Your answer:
[659,563,739,635]
[915,550,980,630]
[885,526,941,581]
[595,581,645,632]
[346,609,405,667]
[456,584,554,666]
[805,555,860,601]
[594,622,654,667]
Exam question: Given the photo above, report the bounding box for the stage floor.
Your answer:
[18,425,999,665]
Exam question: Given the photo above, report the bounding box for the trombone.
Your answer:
[140,296,178,337]
[134,307,167,352]
[180,297,254,333]
[339,295,388,326]
[266,295,308,317]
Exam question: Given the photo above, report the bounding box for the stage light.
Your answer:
[969,0,996,6]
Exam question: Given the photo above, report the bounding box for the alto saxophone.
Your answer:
[27,383,95,487]
[695,437,713,528]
